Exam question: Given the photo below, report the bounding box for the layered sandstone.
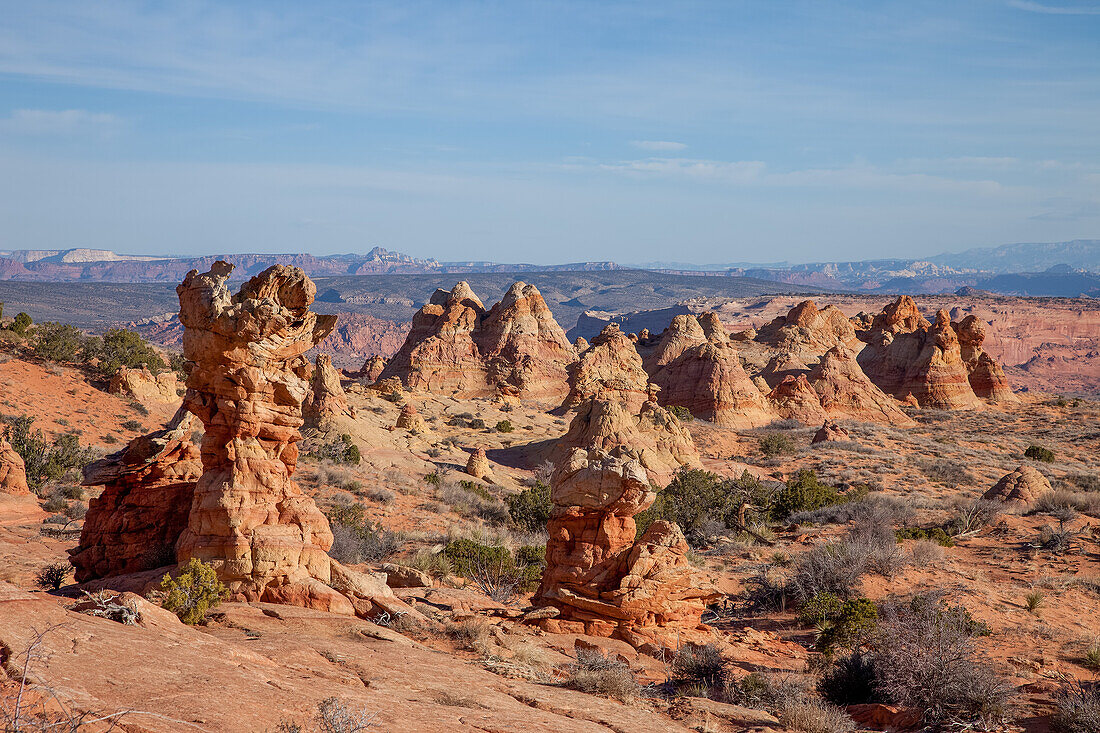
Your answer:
[174,262,345,607]
[0,431,30,496]
[394,403,425,432]
[564,324,650,412]
[954,315,1016,402]
[303,353,356,428]
[108,366,182,405]
[768,374,828,425]
[465,448,490,480]
[982,465,1052,510]
[643,315,707,373]
[808,346,915,425]
[652,341,774,427]
[534,447,721,647]
[756,300,859,358]
[812,420,850,444]
[70,407,202,581]
[355,354,387,383]
[378,281,573,400]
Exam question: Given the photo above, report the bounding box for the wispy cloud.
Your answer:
[599,157,764,182]
[629,140,687,151]
[1007,1,1100,15]
[0,108,122,135]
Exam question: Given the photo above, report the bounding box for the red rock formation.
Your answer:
[954,315,1016,402]
[653,341,774,427]
[465,448,490,479]
[70,408,202,581]
[768,374,827,425]
[643,315,707,373]
[108,366,182,405]
[564,324,650,412]
[697,311,727,342]
[808,346,915,425]
[555,393,700,483]
[379,281,573,401]
[174,262,348,608]
[812,420,850,444]
[756,300,859,357]
[303,353,356,428]
[534,447,721,648]
[982,465,1052,510]
[355,354,387,383]
[0,431,30,496]
[857,299,983,409]
[394,402,425,432]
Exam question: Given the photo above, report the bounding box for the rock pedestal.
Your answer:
[0,431,30,496]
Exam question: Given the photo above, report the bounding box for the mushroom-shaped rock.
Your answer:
[812,420,850,444]
[0,431,30,496]
[982,465,1052,510]
[465,448,491,479]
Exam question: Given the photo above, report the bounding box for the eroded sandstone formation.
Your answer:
[378,281,573,400]
[71,407,202,581]
[812,419,850,444]
[0,431,30,496]
[355,354,387,383]
[808,346,916,425]
[983,465,1052,510]
[465,448,490,479]
[756,300,859,358]
[653,341,774,427]
[768,374,828,425]
[955,315,1016,403]
[108,366,182,405]
[303,353,356,428]
[564,324,651,412]
[394,402,425,432]
[174,262,347,608]
[534,447,721,648]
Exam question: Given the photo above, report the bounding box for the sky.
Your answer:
[0,1,1098,265]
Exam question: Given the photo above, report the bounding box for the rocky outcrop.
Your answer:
[108,366,182,405]
[555,393,700,484]
[768,374,828,425]
[465,448,490,480]
[355,354,387,383]
[303,353,356,428]
[394,403,424,432]
[174,262,345,607]
[857,299,982,409]
[697,312,726,342]
[808,346,915,425]
[756,300,859,357]
[378,281,573,400]
[643,315,707,373]
[652,341,774,427]
[0,431,30,496]
[982,465,1052,510]
[534,447,721,648]
[954,315,1016,402]
[70,407,202,581]
[564,324,650,412]
[812,420,850,444]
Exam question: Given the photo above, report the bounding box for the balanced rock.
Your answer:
[71,407,202,581]
[108,366,182,405]
[379,281,573,400]
[0,431,30,496]
[304,353,356,428]
[983,465,1052,510]
[564,324,650,412]
[174,262,344,606]
[812,420,850,444]
[465,448,490,479]
[954,315,1016,402]
[534,447,721,647]
[394,402,424,432]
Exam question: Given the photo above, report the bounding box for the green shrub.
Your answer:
[895,526,955,547]
[797,591,844,626]
[669,405,693,421]
[772,470,848,521]
[818,597,878,652]
[442,539,541,589]
[84,328,166,377]
[2,415,96,492]
[494,420,514,433]
[309,434,360,465]
[459,480,493,501]
[646,468,772,546]
[32,322,86,362]
[12,312,32,335]
[758,432,796,458]
[324,502,367,528]
[819,651,879,706]
[1025,445,1055,463]
[424,470,443,488]
[506,482,552,533]
[159,557,229,624]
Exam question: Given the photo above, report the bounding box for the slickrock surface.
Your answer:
[108,365,182,405]
[983,464,1053,510]
[564,323,651,412]
[0,432,29,495]
[535,447,721,648]
[303,353,356,428]
[379,281,573,400]
[174,262,345,606]
[70,407,202,581]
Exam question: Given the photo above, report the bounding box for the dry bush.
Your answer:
[1036,489,1100,518]
[791,540,868,601]
[444,618,491,651]
[314,697,378,732]
[566,649,639,701]
[672,644,726,687]
[948,498,1003,536]
[1051,682,1100,733]
[469,557,528,603]
[846,518,907,578]
[724,673,854,733]
[907,539,946,565]
[780,699,856,733]
[788,494,912,528]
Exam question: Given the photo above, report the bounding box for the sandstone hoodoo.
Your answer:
[303,353,356,428]
[70,407,202,581]
[356,354,387,383]
[756,299,860,357]
[0,430,30,496]
[955,315,1017,402]
[653,340,774,427]
[465,447,491,479]
[564,323,651,412]
[768,374,828,425]
[534,447,721,648]
[394,402,425,432]
[378,280,573,400]
[807,345,916,425]
[983,464,1052,510]
[812,419,850,444]
[642,314,707,373]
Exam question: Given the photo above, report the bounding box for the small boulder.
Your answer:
[812,420,850,444]
[394,403,424,432]
[380,563,432,588]
[983,465,1052,509]
[465,448,491,479]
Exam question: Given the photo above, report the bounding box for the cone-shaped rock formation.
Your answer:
[564,324,651,412]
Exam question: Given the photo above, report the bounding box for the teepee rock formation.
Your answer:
[304,353,357,428]
[756,300,860,358]
[71,407,202,581]
[465,448,491,480]
[808,346,916,425]
[379,281,573,400]
[768,374,828,425]
[564,324,651,412]
[983,464,1052,510]
[954,315,1016,403]
[534,446,721,648]
[653,340,775,427]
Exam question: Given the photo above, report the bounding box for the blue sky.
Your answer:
[0,1,1098,264]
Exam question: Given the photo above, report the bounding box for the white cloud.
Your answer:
[629,140,687,151]
[1007,1,1100,14]
[0,108,122,135]
[599,157,764,182]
